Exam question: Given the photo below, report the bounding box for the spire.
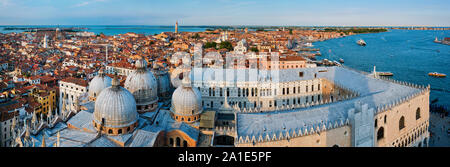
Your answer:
[56,131,60,147]
[41,133,46,147]
[11,116,16,131]
[222,90,231,109]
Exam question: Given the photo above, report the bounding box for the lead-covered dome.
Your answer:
[125,59,158,112]
[93,77,138,132]
[88,69,111,101]
[170,77,203,122]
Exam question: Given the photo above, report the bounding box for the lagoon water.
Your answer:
[313,29,450,106]
[0,25,206,35]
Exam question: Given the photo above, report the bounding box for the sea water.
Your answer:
[314,29,450,106]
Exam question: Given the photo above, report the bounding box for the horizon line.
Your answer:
[1,24,450,28]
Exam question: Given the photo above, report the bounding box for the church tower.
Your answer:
[175,21,179,34]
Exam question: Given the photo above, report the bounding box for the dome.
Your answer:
[93,77,138,129]
[88,69,112,100]
[124,59,158,107]
[170,78,203,116]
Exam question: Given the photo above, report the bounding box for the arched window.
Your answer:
[183,141,188,147]
[332,144,339,147]
[374,119,378,127]
[108,129,113,134]
[127,127,130,132]
[188,118,191,122]
[176,137,181,147]
[377,127,384,140]
[170,138,174,146]
[118,129,122,134]
[399,116,405,130]
[416,108,421,120]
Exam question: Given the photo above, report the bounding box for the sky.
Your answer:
[0,0,449,26]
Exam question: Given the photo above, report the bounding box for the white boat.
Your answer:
[357,39,366,46]
[304,43,314,47]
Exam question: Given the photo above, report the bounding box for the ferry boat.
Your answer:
[357,39,366,46]
[372,66,393,77]
[428,72,447,77]
[377,72,394,76]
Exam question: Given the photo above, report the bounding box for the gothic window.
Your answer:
[399,116,405,130]
[377,127,384,140]
[416,108,421,120]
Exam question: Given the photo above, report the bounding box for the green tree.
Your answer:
[219,41,233,51]
[204,42,217,49]
[250,47,259,52]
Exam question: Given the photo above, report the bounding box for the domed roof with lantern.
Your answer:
[93,76,138,129]
[124,58,158,105]
[88,68,112,100]
[170,76,203,116]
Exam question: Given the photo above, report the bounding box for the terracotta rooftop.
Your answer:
[60,77,88,87]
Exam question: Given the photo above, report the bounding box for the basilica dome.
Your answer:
[170,77,203,123]
[124,58,159,113]
[88,69,111,101]
[93,77,138,134]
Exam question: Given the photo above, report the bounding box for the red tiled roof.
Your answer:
[60,77,88,87]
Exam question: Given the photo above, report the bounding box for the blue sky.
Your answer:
[0,0,449,26]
